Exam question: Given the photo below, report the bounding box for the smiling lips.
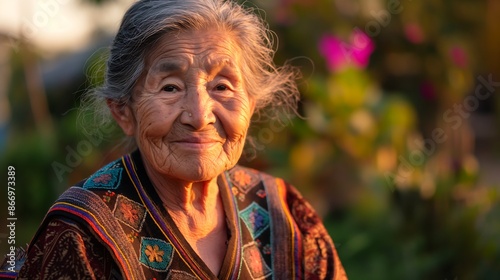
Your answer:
[173,136,224,150]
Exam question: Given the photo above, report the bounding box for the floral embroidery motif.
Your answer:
[102,190,116,203]
[240,202,270,239]
[256,189,266,198]
[242,242,272,279]
[255,239,271,255]
[262,244,271,255]
[229,167,260,194]
[145,245,164,262]
[113,195,147,232]
[238,193,246,202]
[126,231,139,243]
[234,169,252,186]
[83,161,122,190]
[232,187,239,196]
[139,237,174,272]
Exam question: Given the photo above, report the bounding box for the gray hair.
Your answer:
[82,0,300,146]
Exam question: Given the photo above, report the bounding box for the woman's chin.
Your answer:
[158,160,229,183]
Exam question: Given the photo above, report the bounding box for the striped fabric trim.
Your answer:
[122,155,208,279]
[277,179,304,278]
[0,272,16,279]
[50,187,145,280]
[261,173,300,279]
[221,171,244,280]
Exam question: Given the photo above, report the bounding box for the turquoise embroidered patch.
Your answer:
[83,160,122,190]
[139,237,174,272]
[239,202,270,239]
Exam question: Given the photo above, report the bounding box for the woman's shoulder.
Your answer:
[227,164,303,199]
[17,217,118,279]
[75,157,126,190]
[227,164,289,187]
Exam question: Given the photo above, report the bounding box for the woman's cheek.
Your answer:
[134,99,173,138]
[222,96,253,129]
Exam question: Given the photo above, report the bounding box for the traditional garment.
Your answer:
[6,150,347,279]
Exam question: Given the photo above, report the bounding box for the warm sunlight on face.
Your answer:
[129,30,255,183]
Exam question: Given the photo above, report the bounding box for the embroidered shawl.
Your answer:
[9,151,347,279]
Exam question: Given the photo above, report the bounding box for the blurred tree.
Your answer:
[241,0,500,279]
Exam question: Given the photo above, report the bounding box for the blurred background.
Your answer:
[1,0,500,279]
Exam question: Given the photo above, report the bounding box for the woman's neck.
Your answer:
[144,162,224,234]
[143,163,228,275]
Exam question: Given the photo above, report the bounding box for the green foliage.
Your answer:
[244,0,499,279]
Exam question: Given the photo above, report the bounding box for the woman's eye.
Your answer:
[215,84,228,91]
[162,85,179,92]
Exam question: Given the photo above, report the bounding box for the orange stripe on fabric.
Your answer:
[275,178,296,279]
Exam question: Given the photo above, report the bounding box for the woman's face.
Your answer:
[117,30,255,183]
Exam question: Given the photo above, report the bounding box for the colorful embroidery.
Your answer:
[146,245,164,262]
[238,193,246,202]
[229,167,260,194]
[304,234,329,279]
[126,231,139,243]
[240,202,270,239]
[262,244,271,255]
[83,161,122,190]
[291,199,320,232]
[232,187,239,196]
[256,189,266,198]
[17,219,111,279]
[139,237,174,272]
[113,195,147,232]
[102,190,116,203]
[242,242,272,279]
[166,270,198,279]
[254,239,271,254]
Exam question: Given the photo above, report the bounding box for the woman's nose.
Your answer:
[181,85,216,130]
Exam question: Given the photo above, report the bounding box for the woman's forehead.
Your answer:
[145,30,243,72]
[149,57,239,75]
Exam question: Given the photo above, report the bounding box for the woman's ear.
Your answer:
[107,99,135,136]
[250,98,256,115]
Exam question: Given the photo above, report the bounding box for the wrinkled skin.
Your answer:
[108,29,255,275]
[110,29,255,187]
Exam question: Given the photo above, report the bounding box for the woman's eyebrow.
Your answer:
[154,61,187,73]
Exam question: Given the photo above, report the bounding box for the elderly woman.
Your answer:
[10,0,347,279]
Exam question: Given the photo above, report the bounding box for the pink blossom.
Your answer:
[319,29,375,71]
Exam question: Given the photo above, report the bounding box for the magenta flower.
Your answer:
[319,29,375,71]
